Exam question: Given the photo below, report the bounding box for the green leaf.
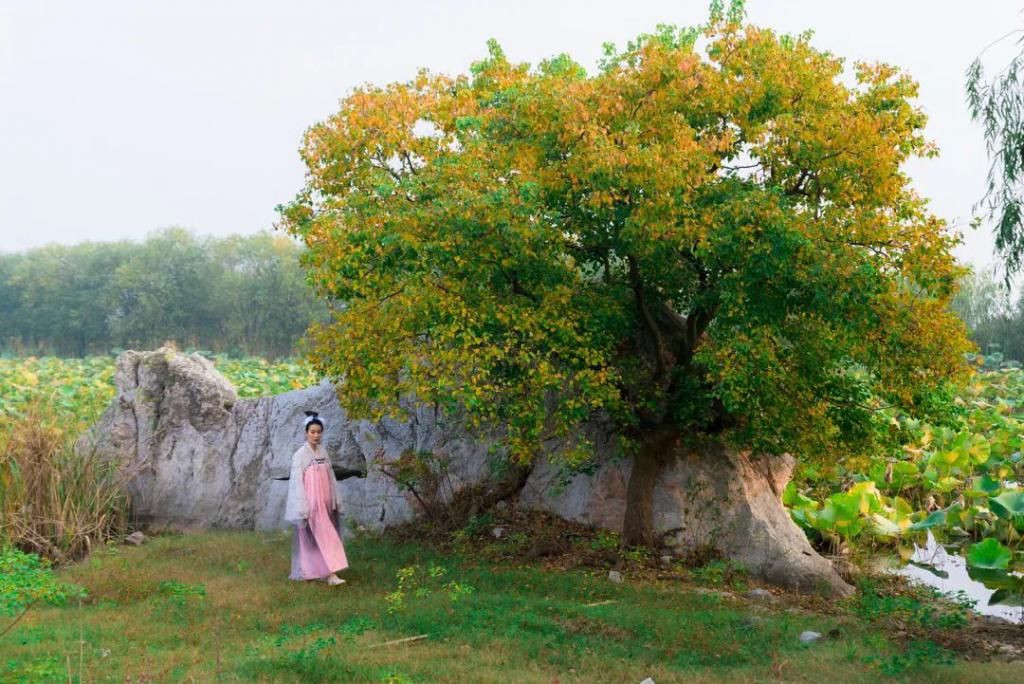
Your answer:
[966,538,1013,570]
[988,490,1024,521]
[908,509,946,531]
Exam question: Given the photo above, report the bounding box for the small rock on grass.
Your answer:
[125,531,147,546]
[491,527,505,539]
[640,678,655,684]
[608,570,623,583]
[799,631,822,644]
[741,616,767,629]
[745,588,775,602]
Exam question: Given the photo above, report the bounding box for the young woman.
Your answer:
[284,411,348,585]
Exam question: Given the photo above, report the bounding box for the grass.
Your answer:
[0,405,130,563]
[2,532,1021,683]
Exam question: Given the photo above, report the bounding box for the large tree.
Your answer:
[282,14,972,546]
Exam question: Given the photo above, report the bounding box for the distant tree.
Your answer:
[952,268,1024,362]
[0,229,321,358]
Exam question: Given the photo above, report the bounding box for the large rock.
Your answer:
[89,348,851,596]
[522,441,852,596]
[88,348,493,532]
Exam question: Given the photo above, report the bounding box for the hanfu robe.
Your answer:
[284,443,349,580]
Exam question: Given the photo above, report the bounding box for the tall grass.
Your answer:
[0,403,131,564]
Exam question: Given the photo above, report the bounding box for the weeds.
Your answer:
[0,404,131,564]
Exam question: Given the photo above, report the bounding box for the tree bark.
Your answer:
[621,427,678,548]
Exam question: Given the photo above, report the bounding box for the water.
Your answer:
[896,532,1024,624]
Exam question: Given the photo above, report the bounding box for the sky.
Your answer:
[0,0,1021,273]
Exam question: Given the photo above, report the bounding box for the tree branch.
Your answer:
[628,256,668,380]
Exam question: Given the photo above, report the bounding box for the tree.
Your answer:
[282,12,972,546]
[967,31,1024,278]
[952,268,1024,362]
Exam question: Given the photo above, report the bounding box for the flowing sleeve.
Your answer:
[284,447,309,524]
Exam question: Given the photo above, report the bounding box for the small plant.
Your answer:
[692,559,748,590]
[865,640,956,676]
[155,580,206,624]
[384,564,473,614]
[853,579,972,630]
[0,547,85,640]
[590,530,620,552]
[338,615,374,638]
[622,546,650,563]
[461,513,495,537]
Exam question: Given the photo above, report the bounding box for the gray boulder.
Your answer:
[88,348,852,596]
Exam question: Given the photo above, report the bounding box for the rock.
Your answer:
[741,616,766,629]
[640,678,655,684]
[125,531,147,546]
[659,555,673,566]
[86,348,853,597]
[491,527,505,539]
[522,439,853,597]
[745,588,775,602]
[799,631,822,644]
[608,570,623,584]
[85,348,496,532]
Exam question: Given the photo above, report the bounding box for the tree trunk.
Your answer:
[621,428,677,548]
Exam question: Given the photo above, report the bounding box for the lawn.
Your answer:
[3,531,1021,683]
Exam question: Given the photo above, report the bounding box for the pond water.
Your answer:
[895,532,1024,624]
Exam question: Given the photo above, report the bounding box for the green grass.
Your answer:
[2,532,1020,682]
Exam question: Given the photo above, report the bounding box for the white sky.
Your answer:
[0,0,1021,272]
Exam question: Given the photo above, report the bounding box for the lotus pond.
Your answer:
[785,356,1024,618]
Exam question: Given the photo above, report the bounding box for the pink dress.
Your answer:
[289,456,349,580]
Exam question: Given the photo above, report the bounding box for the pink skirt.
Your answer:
[289,461,349,580]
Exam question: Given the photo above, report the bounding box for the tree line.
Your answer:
[0,228,324,358]
[952,268,1024,364]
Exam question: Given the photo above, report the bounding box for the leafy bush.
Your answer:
[0,546,84,639]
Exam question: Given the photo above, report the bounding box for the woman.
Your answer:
[284,411,348,585]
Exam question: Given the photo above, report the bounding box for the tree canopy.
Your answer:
[283,15,972,543]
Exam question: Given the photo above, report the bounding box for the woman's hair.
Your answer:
[303,410,324,432]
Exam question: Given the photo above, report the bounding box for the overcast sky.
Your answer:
[1,1,1021,272]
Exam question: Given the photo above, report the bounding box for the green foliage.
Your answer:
[385,564,474,614]
[0,547,84,620]
[786,365,1024,570]
[967,44,1024,277]
[853,578,972,631]
[691,559,748,590]
[0,229,324,358]
[0,355,320,426]
[589,529,621,552]
[865,640,957,677]
[965,538,1012,570]
[282,12,970,479]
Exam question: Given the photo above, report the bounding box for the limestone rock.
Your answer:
[745,588,775,602]
[88,348,852,597]
[125,531,147,546]
[522,441,853,597]
[85,348,493,533]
